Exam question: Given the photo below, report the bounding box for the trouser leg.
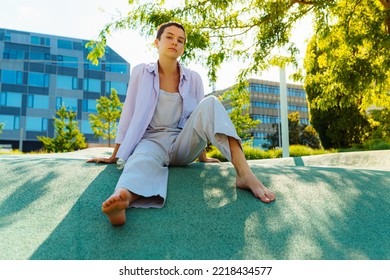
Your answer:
[116,138,169,208]
[170,95,241,165]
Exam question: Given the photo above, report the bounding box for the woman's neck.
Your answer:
[158,57,179,75]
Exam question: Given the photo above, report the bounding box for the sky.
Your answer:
[0,0,312,93]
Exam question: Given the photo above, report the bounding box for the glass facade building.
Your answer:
[212,78,309,148]
[0,28,130,152]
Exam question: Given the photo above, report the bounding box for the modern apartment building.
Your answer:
[0,28,130,152]
[212,78,309,148]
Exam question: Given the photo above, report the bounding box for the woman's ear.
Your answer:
[154,38,159,49]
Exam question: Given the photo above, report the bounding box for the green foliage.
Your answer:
[37,106,87,153]
[263,111,322,149]
[207,144,328,162]
[86,0,390,150]
[86,0,340,84]
[0,122,4,135]
[303,0,390,149]
[304,0,390,112]
[368,108,390,141]
[289,144,328,157]
[89,89,123,147]
[222,81,259,138]
[308,105,371,149]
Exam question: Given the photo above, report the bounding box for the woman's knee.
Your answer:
[197,95,220,111]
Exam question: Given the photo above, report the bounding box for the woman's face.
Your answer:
[155,25,186,59]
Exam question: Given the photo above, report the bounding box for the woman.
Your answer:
[87,22,275,226]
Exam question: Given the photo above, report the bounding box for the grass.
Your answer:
[207,144,332,162]
[2,140,390,159]
[207,140,390,161]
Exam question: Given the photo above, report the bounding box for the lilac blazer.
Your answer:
[115,62,205,161]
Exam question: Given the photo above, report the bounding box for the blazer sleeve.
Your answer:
[115,64,146,144]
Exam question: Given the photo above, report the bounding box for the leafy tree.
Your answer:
[86,0,390,148]
[263,111,321,149]
[0,122,4,135]
[303,1,390,148]
[89,89,123,147]
[222,81,259,139]
[37,106,87,152]
[87,1,389,97]
[304,1,390,112]
[368,108,390,141]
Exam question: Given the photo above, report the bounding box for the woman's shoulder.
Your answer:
[131,62,158,74]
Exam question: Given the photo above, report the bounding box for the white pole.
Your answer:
[19,127,24,152]
[279,67,290,157]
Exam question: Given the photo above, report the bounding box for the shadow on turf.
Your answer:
[29,162,390,260]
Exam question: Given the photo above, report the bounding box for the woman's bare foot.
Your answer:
[228,137,275,203]
[236,172,275,203]
[102,188,139,226]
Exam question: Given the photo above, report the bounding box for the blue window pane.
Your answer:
[56,97,78,111]
[31,36,40,44]
[85,61,101,70]
[1,70,23,84]
[105,82,111,94]
[26,117,47,131]
[28,73,49,87]
[27,94,49,109]
[3,49,25,60]
[0,92,22,107]
[109,63,128,74]
[81,120,93,134]
[58,39,73,49]
[0,115,19,130]
[59,56,78,68]
[83,79,101,93]
[82,99,97,113]
[42,118,48,131]
[57,75,73,90]
[109,81,127,95]
[30,52,45,61]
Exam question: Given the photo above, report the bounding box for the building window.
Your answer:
[29,51,50,62]
[56,97,78,111]
[31,36,50,46]
[57,39,73,50]
[57,75,78,90]
[81,120,94,134]
[84,61,101,71]
[57,55,78,68]
[26,117,48,131]
[0,92,22,108]
[106,63,128,74]
[83,78,101,93]
[252,114,280,124]
[1,70,23,85]
[82,99,97,113]
[3,49,25,60]
[0,115,20,130]
[4,31,11,41]
[28,72,49,87]
[27,94,49,109]
[106,81,127,95]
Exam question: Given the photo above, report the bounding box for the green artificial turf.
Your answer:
[0,149,389,260]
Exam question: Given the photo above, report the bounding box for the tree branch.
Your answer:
[378,0,390,9]
[290,0,319,5]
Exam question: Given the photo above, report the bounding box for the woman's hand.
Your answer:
[86,157,118,164]
[198,151,220,163]
[199,157,221,163]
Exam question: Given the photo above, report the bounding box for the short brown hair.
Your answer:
[156,22,186,42]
